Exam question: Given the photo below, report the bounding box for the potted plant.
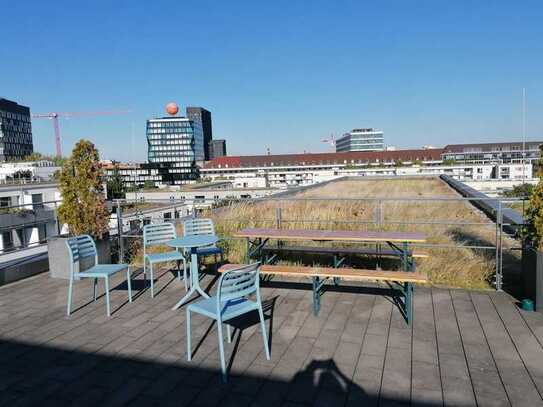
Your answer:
[48,140,111,279]
[523,145,543,311]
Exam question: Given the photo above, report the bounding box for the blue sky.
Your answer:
[1,0,542,161]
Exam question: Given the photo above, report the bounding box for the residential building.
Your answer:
[186,107,213,160]
[0,161,59,183]
[335,128,384,152]
[442,141,543,165]
[209,139,227,160]
[201,149,532,188]
[0,182,60,252]
[102,162,161,190]
[0,98,33,161]
[146,115,204,185]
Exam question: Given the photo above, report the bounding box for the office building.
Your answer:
[186,107,213,160]
[442,141,543,164]
[0,98,33,161]
[209,139,227,160]
[145,115,204,185]
[335,128,384,153]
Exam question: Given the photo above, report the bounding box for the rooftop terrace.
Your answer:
[2,268,543,407]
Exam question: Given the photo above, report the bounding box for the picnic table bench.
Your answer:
[260,245,428,268]
[223,228,429,325]
[219,263,428,324]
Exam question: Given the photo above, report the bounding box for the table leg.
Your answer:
[171,248,210,310]
[245,238,250,263]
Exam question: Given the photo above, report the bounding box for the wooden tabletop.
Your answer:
[233,228,427,243]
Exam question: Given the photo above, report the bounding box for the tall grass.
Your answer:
[202,179,519,289]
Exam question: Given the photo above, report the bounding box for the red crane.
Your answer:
[32,110,131,157]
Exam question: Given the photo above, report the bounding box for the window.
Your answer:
[32,193,43,210]
[2,231,13,251]
[0,197,11,208]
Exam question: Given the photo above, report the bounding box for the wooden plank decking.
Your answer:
[1,269,543,406]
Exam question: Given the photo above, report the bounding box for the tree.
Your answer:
[57,140,110,239]
[143,180,156,190]
[22,152,67,167]
[107,164,125,199]
[7,170,32,180]
[525,145,543,249]
[500,183,534,198]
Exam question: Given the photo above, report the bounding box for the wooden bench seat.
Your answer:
[219,264,428,325]
[260,245,429,259]
[219,263,428,283]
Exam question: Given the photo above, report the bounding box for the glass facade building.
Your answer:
[146,117,204,184]
[0,98,33,161]
[335,128,384,153]
[186,107,213,160]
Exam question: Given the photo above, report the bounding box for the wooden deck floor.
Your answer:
[1,268,543,407]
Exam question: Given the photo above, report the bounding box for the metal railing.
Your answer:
[111,194,527,291]
[0,192,529,293]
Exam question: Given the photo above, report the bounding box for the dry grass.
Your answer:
[202,178,520,289]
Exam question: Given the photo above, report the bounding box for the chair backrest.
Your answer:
[217,263,261,308]
[183,218,215,237]
[143,223,177,249]
[65,235,98,277]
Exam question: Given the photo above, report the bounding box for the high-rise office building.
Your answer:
[186,107,213,160]
[145,115,204,184]
[209,139,227,160]
[335,128,384,153]
[0,98,33,161]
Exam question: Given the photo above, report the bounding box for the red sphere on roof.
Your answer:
[166,102,179,116]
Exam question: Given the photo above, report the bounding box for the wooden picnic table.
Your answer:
[233,228,426,243]
[234,227,427,269]
[229,227,428,324]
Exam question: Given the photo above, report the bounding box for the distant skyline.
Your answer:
[1,1,542,161]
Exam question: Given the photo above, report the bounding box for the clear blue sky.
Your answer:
[2,0,542,161]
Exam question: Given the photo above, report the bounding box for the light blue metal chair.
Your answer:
[66,235,132,317]
[143,223,187,298]
[186,262,270,382]
[183,218,224,261]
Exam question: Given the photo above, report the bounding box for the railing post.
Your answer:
[117,201,124,263]
[495,200,503,291]
[376,199,383,229]
[275,207,282,229]
[54,200,61,235]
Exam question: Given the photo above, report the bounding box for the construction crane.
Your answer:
[32,110,131,157]
[322,133,336,148]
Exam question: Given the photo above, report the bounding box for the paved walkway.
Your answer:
[1,269,543,406]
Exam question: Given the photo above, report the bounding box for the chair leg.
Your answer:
[93,278,98,301]
[183,258,188,292]
[186,308,192,361]
[217,320,227,382]
[67,277,74,316]
[226,323,232,343]
[258,305,271,360]
[143,258,147,288]
[127,268,132,303]
[149,263,154,298]
[105,277,111,317]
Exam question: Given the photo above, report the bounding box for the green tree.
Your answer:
[500,183,534,198]
[57,140,110,239]
[22,152,67,166]
[106,164,125,199]
[525,145,543,249]
[143,180,156,190]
